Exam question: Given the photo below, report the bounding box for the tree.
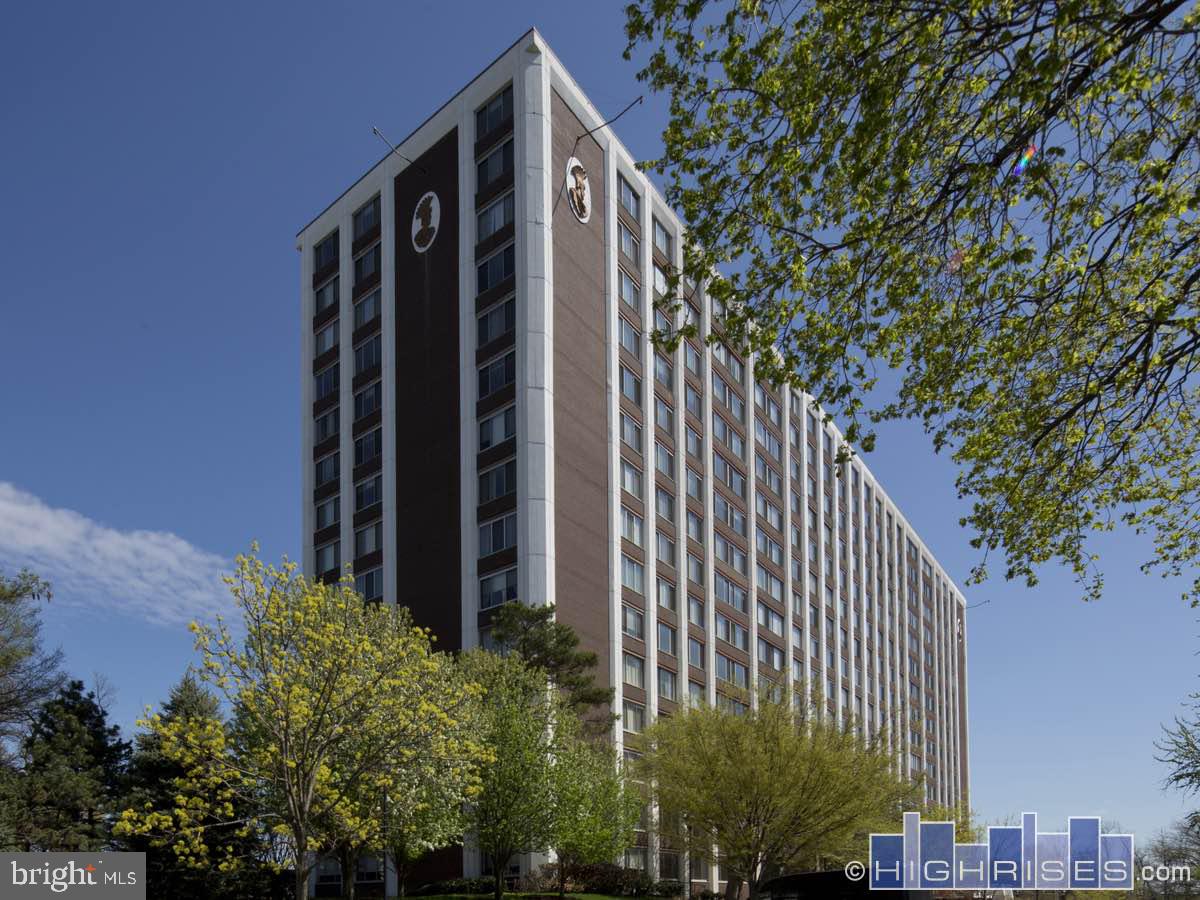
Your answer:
[549,730,641,898]
[461,650,564,900]
[0,570,62,755]
[490,602,614,721]
[625,0,1200,603]
[121,671,276,899]
[19,679,130,851]
[636,690,920,900]
[116,551,488,900]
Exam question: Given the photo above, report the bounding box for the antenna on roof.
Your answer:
[372,126,429,175]
[572,95,644,156]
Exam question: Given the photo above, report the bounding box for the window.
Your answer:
[655,396,674,433]
[479,513,517,556]
[715,571,748,612]
[621,459,644,498]
[683,383,702,419]
[315,495,339,530]
[622,554,645,594]
[354,381,381,420]
[758,638,785,670]
[621,506,644,546]
[477,139,514,191]
[713,452,746,498]
[355,474,381,511]
[757,531,784,566]
[314,363,339,402]
[712,342,745,383]
[756,453,783,495]
[716,613,749,651]
[689,680,705,706]
[353,288,379,328]
[476,85,513,137]
[354,244,380,285]
[314,407,339,444]
[355,567,383,601]
[716,653,749,688]
[688,595,705,627]
[477,244,515,294]
[618,174,641,219]
[654,353,672,387]
[620,413,643,453]
[757,494,784,531]
[479,459,517,504]
[713,413,745,457]
[315,320,338,357]
[686,425,703,458]
[314,231,338,272]
[658,666,677,701]
[688,637,705,668]
[624,653,645,688]
[620,366,642,404]
[685,342,702,377]
[619,317,641,359]
[687,552,703,584]
[354,521,382,557]
[757,563,784,601]
[623,700,645,734]
[686,510,703,544]
[712,372,745,419]
[353,196,380,241]
[479,405,516,450]
[657,530,676,566]
[757,602,785,635]
[354,428,382,466]
[654,487,674,521]
[619,268,640,310]
[315,276,339,314]
[686,466,702,500]
[478,567,518,609]
[476,192,515,245]
[315,540,340,573]
[478,351,516,400]
[756,418,783,460]
[619,221,640,262]
[657,577,677,612]
[658,622,677,656]
[354,334,381,375]
[623,605,645,639]
[755,383,782,428]
[478,297,515,346]
[654,442,674,479]
[653,218,673,257]
[713,493,747,537]
[653,264,670,298]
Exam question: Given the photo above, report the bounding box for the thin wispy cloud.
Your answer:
[0,482,231,626]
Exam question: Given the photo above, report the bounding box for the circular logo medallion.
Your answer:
[412,191,440,253]
[565,156,591,223]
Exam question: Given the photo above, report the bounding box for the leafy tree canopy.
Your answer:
[626,0,1200,601]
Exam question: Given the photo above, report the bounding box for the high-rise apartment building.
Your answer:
[297,27,968,892]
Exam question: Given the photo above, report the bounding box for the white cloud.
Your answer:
[0,482,231,626]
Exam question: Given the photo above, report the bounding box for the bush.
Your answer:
[651,879,684,897]
[515,864,559,893]
[411,876,493,895]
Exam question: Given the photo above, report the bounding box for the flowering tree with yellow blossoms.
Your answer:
[116,550,489,900]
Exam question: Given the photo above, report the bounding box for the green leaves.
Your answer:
[627,0,1200,602]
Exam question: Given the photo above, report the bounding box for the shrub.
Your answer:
[651,879,684,897]
[411,876,493,895]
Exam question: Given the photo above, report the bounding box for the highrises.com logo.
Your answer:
[867,812,1133,890]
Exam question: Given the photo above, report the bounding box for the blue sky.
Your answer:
[0,0,1196,841]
